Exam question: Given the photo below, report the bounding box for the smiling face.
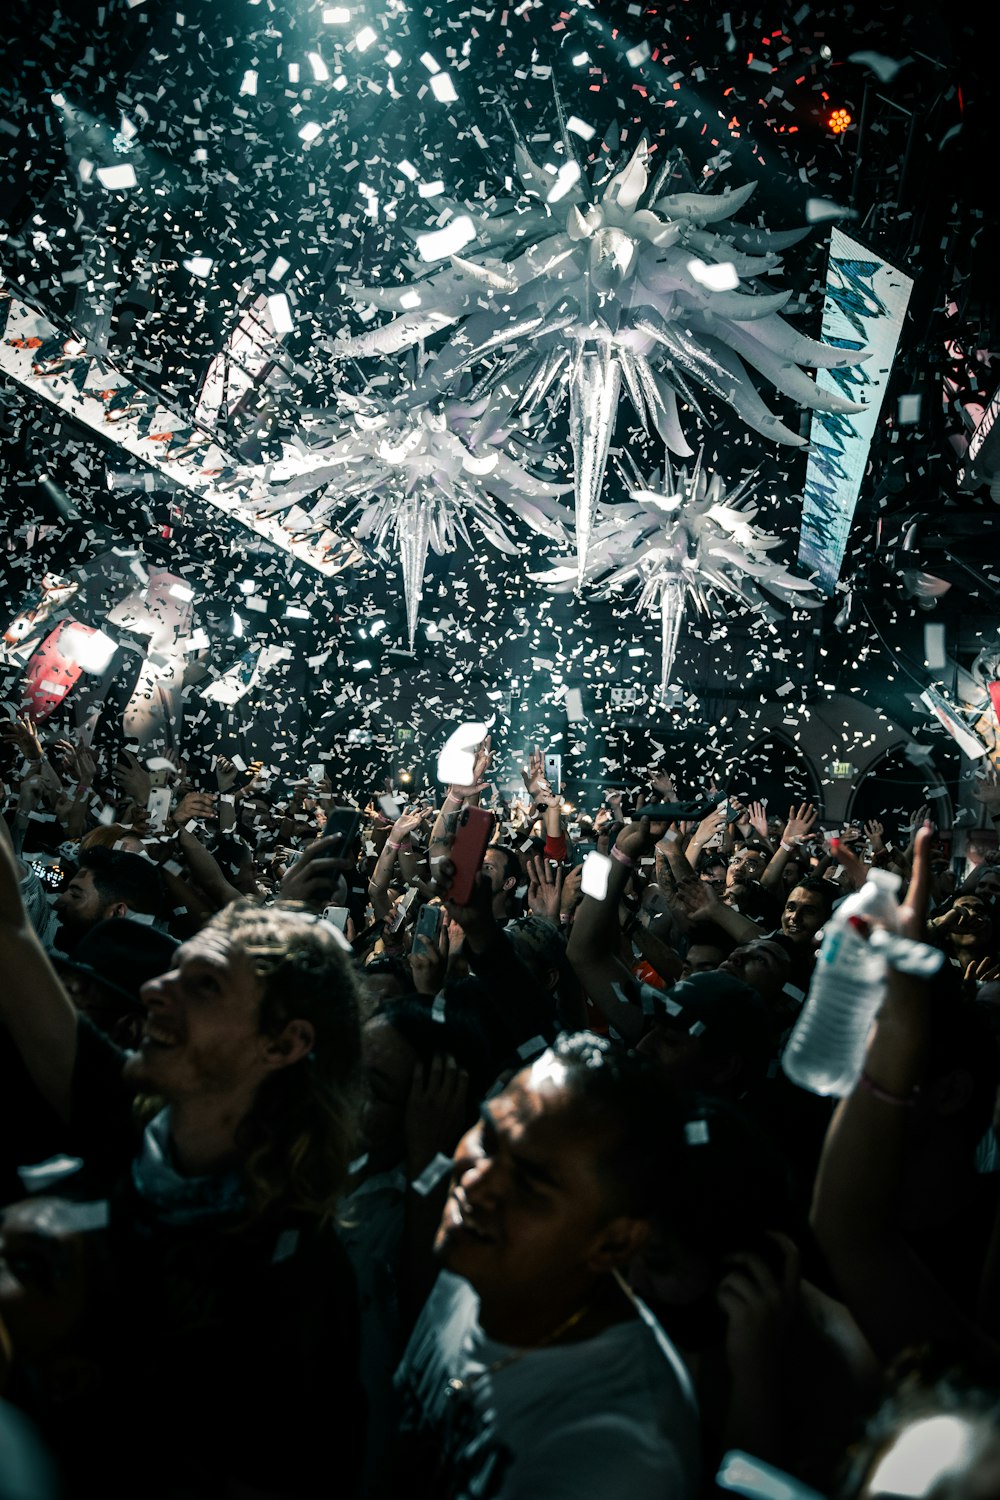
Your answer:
[781,886,829,945]
[122,928,273,1106]
[435,1064,633,1312]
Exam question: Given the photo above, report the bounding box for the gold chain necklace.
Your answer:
[444,1301,592,1399]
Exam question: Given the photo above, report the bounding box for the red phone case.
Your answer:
[447,806,494,905]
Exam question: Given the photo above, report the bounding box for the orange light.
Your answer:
[828,107,852,134]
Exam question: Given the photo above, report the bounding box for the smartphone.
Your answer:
[413,902,444,949]
[387,886,418,934]
[543,752,562,792]
[322,905,350,932]
[447,806,494,905]
[325,806,361,852]
[146,786,172,833]
[308,763,325,784]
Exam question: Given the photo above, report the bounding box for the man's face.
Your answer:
[683,942,726,976]
[726,848,767,889]
[719,940,792,1003]
[699,861,727,892]
[435,1063,627,1302]
[977,871,1000,901]
[781,886,828,945]
[480,847,511,897]
[950,895,992,943]
[123,927,270,1104]
[54,868,111,947]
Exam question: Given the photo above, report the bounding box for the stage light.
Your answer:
[828,108,852,134]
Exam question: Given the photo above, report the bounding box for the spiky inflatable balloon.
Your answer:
[339,123,868,581]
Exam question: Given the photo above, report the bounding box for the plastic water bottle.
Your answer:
[781,869,902,1097]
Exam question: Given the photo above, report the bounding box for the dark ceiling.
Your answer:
[1,0,997,799]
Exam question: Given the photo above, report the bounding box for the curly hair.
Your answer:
[205,901,364,1223]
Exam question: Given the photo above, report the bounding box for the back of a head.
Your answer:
[545,1033,688,1223]
[80,847,164,919]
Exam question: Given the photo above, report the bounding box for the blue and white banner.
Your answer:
[797,230,913,593]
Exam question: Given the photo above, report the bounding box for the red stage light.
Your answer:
[828,107,852,134]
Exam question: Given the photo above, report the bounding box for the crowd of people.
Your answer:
[2,706,1000,1499]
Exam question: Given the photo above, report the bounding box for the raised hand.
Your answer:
[964,954,1000,988]
[522,746,545,797]
[171,791,217,826]
[526,856,564,923]
[746,800,770,841]
[865,819,885,850]
[783,801,818,845]
[690,806,725,848]
[560,864,583,916]
[277,834,354,911]
[671,873,720,923]
[214,755,240,794]
[650,768,676,798]
[390,806,426,844]
[73,742,98,788]
[0,714,43,764]
[614,815,668,863]
[114,749,151,806]
[450,734,492,799]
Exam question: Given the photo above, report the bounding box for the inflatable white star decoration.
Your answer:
[244,387,569,649]
[531,456,820,698]
[337,123,868,582]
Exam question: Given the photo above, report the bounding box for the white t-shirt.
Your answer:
[395,1270,700,1500]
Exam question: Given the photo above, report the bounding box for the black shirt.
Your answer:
[68,1017,366,1499]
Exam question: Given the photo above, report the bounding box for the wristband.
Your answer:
[387,840,402,851]
[444,791,462,807]
[780,839,795,852]
[610,846,634,868]
[858,1070,917,1107]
